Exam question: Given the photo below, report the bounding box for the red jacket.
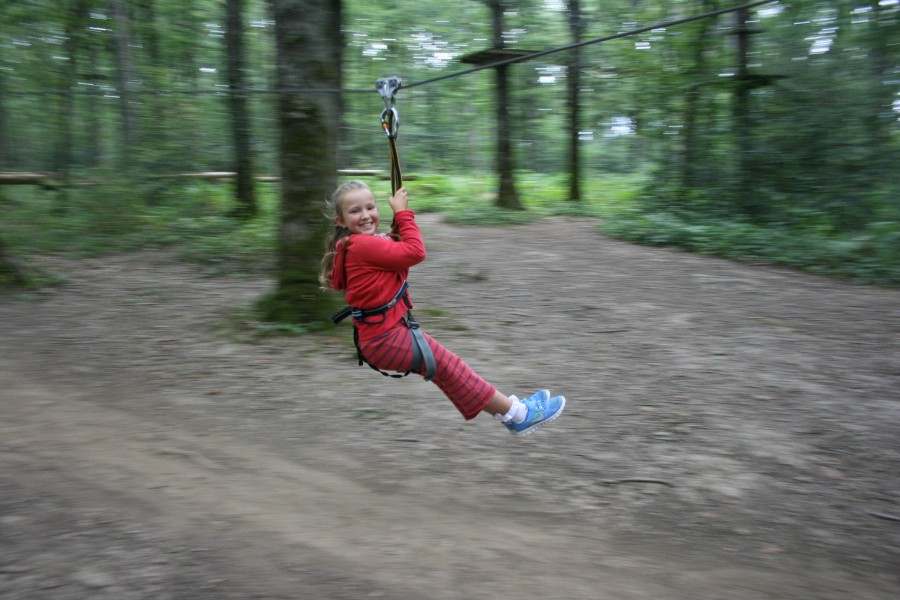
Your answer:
[330,210,427,340]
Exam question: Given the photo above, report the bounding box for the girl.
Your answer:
[320,180,565,436]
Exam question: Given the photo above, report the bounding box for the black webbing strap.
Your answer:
[350,312,435,382]
[385,117,402,195]
[330,281,409,325]
[407,312,436,381]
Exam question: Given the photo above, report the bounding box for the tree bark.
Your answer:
[58,1,89,182]
[109,0,138,152]
[0,62,13,170]
[226,0,257,218]
[866,1,896,171]
[83,39,102,168]
[680,0,716,192]
[0,235,26,287]
[732,6,763,219]
[263,0,343,323]
[565,0,584,203]
[488,0,522,210]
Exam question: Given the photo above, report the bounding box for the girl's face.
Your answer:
[336,187,379,235]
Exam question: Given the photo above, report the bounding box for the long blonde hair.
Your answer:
[319,180,371,289]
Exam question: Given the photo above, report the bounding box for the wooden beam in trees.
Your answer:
[0,172,61,186]
[459,48,538,66]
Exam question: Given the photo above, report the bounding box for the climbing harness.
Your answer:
[330,280,436,381]
[329,77,437,382]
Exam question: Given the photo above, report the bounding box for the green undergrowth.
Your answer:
[1,178,278,276]
[405,171,639,224]
[2,170,898,288]
[599,208,900,287]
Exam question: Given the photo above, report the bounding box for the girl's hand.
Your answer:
[389,187,409,213]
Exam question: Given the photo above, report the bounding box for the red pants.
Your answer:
[357,323,495,420]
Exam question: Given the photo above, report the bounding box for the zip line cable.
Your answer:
[403,0,779,91]
[8,0,779,97]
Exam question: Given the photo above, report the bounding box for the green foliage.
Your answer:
[2,177,278,274]
[3,170,898,290]
[406,171,645,223]
[2,0,898,292]
[600,206,900,287]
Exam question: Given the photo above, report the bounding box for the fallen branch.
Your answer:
[0,172,62,187]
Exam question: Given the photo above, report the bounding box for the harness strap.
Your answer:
[350,312,436,382]
[407,313,436,381]
[330,281,436,382]
[330,281,409,325]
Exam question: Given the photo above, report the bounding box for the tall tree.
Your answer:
[0,0,22,171]
[865,0,898,176]
[262,0,343,323]
[0,233,26,287]
[486,0,523,210]
[57,0,90,185]
[109,0,138,152]
[679,0,718,193]
[731,4,763,219]
[0,60,13,170]
[564,0,584,202]
[226,0,257,218]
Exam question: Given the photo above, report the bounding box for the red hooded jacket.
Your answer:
[330,210,427,340]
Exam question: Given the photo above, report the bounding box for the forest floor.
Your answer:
[1,213,898,600]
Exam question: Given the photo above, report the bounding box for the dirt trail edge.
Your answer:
[1,214,898,600]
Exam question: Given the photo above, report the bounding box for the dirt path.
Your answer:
[1,214,898,599]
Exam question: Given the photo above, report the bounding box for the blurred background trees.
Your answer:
[0,0,897,297]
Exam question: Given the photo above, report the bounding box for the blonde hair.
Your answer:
[319,180,371,289]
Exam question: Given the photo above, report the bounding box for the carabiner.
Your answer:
[380,106,399,139]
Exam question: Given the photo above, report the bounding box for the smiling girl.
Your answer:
[320,180,564,436]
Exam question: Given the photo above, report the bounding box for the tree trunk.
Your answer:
[488,0,522,210]
[57,1,89,183]
[262,0,343,324]
[137,0,161,66]
[0,234,26,287]
[732,6,763,219]
[495,64,521,210]
[0,62,13,170]
[109,0,138,152]
[0,2,13,171]
[565,0,584,203]
[680,1,716,192]
[84,39,102,168]
[226,0,257,218]
[866,1,896,172]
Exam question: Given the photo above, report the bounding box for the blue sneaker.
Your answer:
[506,392,566,437]
[494,390,550,421]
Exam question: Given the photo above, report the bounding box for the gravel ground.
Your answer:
[1,213,898,599]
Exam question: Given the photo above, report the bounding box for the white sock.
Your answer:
[496,395,528,424]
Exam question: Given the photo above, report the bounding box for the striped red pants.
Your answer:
[356,322,496,420]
